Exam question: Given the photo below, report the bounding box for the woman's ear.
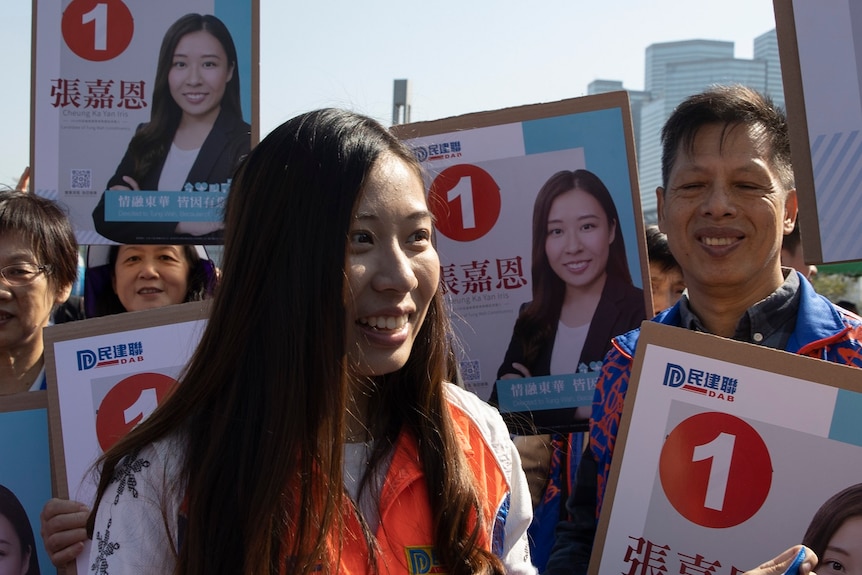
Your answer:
[55,282,73,306]
[20,544,31,575]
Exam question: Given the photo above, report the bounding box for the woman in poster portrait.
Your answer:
[494,168,645,571]
[0,484,40,575]
[802,483,862,575]
[92,13,251,244]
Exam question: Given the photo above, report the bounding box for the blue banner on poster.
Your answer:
[495,372,597,413]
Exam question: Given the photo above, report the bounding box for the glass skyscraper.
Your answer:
[589,29,784,222]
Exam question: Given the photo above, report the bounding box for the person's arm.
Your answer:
[40,498,89,568]
[543,446,596,575]
[500,422,539,575]
[88,446,180,575]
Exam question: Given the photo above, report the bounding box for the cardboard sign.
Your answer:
[393,93,649,433]
[32,0,259,244]
[44,300,210,575]
[592,321,862,575]
[0,392,53,574]
[774,0,862,263]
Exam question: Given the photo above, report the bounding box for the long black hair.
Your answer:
[126,13,243,182]
[89,109,504,575]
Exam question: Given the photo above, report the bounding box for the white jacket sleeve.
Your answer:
[88,438,183,575]
[445,384,538,575]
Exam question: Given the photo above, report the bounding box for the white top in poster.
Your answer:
[394,94,649,433]
[33,0,257,245]
[592,321,862,575]
[44,301,209,575]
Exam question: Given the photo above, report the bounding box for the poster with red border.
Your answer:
[592,321,862,574]
[44,301,209,575]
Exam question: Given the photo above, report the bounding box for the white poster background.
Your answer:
[594,322,862,575]
[33,0,254,244]
[402,100,645,404]
[45,303,208,575]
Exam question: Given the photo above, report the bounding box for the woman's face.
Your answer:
[168,30,234,123]
[112,245,191,312]
[544,188,615,293]
[0,232,70,356]
[649,261,685,314]
[0,513,29,575]
[818,516,862,575]
[344,154,440,377]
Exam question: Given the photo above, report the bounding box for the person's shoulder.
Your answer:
[445,383,499,423]
[444,384,510,447]
[113,432,187,487]
[444,384,516,483]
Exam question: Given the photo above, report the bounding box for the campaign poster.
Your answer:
[592,321,862,575]
[0,392,53,575]
[44,301,209,575]
[392,93,649,433]
[32,0,258,245]
[774,0,862,263]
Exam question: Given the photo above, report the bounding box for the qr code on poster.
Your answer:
[70,169,92,190]
[460,359,481,382]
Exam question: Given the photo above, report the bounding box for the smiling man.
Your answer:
[546,85,862,575]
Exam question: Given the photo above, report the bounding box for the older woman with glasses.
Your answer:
[0,190,78,395]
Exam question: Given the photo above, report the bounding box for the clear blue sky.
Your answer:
[0,0,778,187]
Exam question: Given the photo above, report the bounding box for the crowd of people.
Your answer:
[2,83,858,575]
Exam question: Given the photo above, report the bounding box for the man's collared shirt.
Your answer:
[677,268,801,350]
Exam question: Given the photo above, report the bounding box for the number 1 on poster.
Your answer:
[82,3,108,51]
[62,0,134,61]
[692,431,734,511]
[448,176,476,229]
[123,387,158,426]
[659,411,772,528]
[427,164,501,242]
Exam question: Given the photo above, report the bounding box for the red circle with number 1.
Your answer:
[659,411,772,528]
[62,0,134,61]
[428,164,500,242]
[95,372,176,452]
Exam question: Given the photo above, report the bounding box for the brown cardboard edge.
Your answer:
[773,0,824,263]
[589,320,862,574]
[392,91,652,317]
[391,92,631,139]
[0,389,48,413]
[251,0,261,146]
[43,300,211,512]
[29,0,37,191]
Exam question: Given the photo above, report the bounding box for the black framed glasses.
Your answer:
[0,263,52,286]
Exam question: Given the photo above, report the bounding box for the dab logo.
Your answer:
[662,362,737,402]
[76,341,144,370]
[405,546,446,574]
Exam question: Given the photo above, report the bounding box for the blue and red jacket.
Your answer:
[591,272,862,516]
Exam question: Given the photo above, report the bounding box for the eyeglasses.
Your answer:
[0,263,52,286]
